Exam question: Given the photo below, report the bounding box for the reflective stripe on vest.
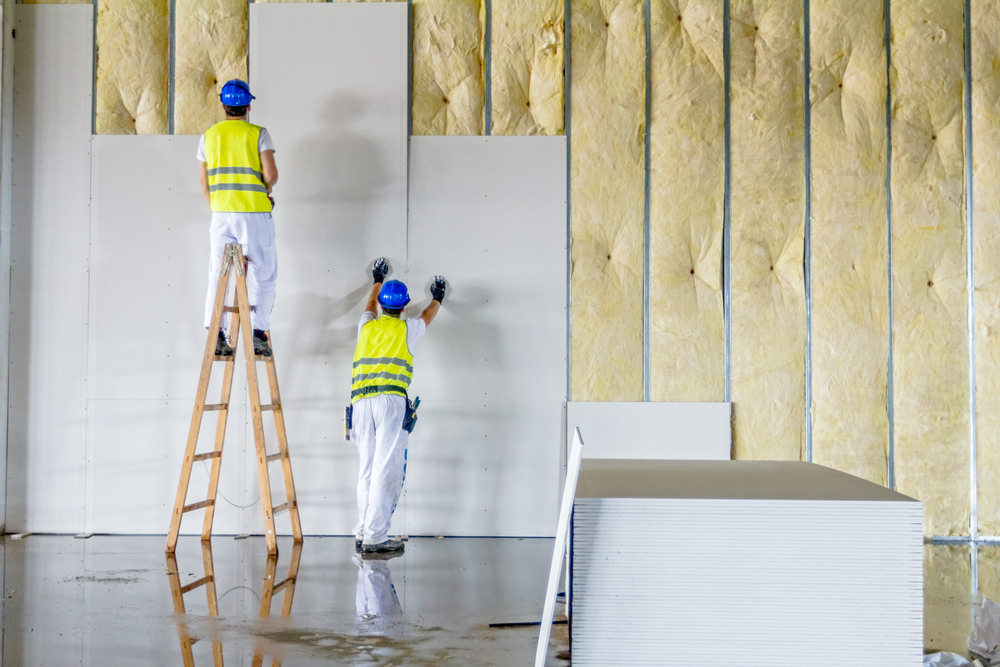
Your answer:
[351,317,413,402]
[204,120,272,213]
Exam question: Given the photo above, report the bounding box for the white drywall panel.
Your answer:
[249,3,408,536]
[406,136,567,536]
[567,402,732,460]
[8,5,92,532]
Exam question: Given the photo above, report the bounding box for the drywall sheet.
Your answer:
[95,0,169,134]
[728,0,806,460]
[407,136,567,536]
[648,0,725,401]
[808,0,889,485]
[9,5,93,532]
[924,543,972,653]
[411,0,484,135]
[173,0,247,135]
[890,0,968,537]
[569,0,645,401]
[490,0,564,136]
[972,0,1000,536]
[566,402,730,460]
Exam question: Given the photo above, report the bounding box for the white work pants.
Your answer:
[351,394,408,545]
[203,211,277,332]
[354,555,402,617]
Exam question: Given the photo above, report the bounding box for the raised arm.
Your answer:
[365,257,390,315]
[420,276,447,326]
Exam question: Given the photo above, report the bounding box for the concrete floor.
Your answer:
[0,535,990,664]
[0,535,569,666]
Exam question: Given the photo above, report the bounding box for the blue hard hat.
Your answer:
[220,79,255,106]
[378,280,410,308]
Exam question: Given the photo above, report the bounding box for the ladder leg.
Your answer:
[234,259,280,555]
[201,305,239,540]
[167,260,234,553]
[263,348,303,542]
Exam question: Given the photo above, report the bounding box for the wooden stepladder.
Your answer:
[167,243,302,555]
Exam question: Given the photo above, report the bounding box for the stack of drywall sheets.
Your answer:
[570,460,923,666]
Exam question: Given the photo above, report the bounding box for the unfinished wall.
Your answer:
[809,1,888,484]
[648,1,725,402]
[890,0,968,537]
[972,0,1000,536]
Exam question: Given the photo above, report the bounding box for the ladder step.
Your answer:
[191,451,222,462]
[182,500,215,513]
[223,306,239,313]
[265,452,285,463]
[179,575,213,595]
[212,355,235,362]
[203,404,227,411]
[271,577,294,594]
[260,403,280,412]
[271,502,294,516]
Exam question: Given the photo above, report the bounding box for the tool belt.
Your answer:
[344,394,421,439]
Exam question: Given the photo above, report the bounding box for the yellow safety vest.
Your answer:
[351,316,413,403]
[204,120,272,213]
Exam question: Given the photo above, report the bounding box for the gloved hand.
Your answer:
[372,257,389,284]
[430,276,447,303]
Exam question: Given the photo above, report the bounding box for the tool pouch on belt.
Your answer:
[402,396,420,434]
[344,405,352,440]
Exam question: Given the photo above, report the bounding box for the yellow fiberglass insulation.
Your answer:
[96,0,169,134]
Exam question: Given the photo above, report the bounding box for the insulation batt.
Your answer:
[728,0,806,461]
[412,0,485,135]
[808,0,889,486]
[569,0,645,401]
[649,0,725,402]
[972,0,1000,536]
[173,0,247,135]
[890,0,968,537]
[490,0,564,135]
[96,0,169,134]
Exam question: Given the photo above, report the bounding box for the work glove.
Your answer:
[372,257,389,284]
[430,276,447,303]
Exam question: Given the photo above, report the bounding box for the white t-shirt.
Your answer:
[196,125,274,162]
[357,311,426,348]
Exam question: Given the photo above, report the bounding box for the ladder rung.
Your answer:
[260,403,279,412]
[203,404,227,411]
[179,575,213,595]
[223,306,239,313]
[265,452,285,462]
[191,451,222,462]
[212,355,234,362]
[271,577,294,594]
[271,502,294,516]
[182,500,214,513]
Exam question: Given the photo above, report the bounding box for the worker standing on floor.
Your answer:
[198,78,278,357]
[351,257,447,554]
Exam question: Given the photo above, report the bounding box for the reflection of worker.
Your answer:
[351,258,447,554]
[198,79,278,357]
[353,553,402,618]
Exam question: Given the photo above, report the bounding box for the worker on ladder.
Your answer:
[351,258,447,554]
[198,78,279,357]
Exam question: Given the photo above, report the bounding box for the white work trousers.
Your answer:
[203,211,277,332]
[354,555,402,617]
[351,394,408,545]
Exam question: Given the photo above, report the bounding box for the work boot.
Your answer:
[362,538,405,554]
[252,329,272,357]
[355,537,363,552]
[214,331,234,357]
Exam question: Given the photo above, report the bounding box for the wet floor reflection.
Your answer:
[0,534,566,665]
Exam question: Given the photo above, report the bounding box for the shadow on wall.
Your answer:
[290,91,389,203]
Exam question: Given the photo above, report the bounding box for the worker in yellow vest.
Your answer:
[198,79,278,357]
[351,257,447,554]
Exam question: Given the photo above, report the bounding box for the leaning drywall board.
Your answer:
[8,5,93,532]
[406,136,567,536]
[566,402,731,460]
[250,2,408,536]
